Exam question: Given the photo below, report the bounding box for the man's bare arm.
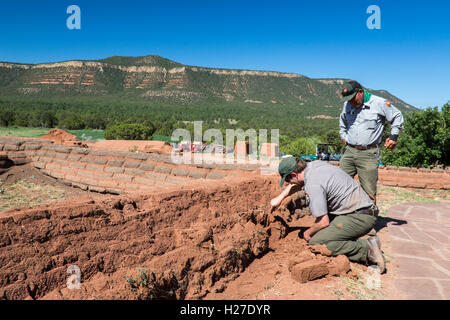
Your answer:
[270,184,301,210]
[303,214,330,241]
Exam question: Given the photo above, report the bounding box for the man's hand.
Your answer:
[342,139,347,145]
[303,229,311,241]
[385,138,397,150]
[270,184,297,210]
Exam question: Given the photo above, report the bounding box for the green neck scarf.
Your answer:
[363,89,372,104]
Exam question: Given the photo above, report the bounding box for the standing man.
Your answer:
[339,80,404,204]
[270,156,386,273]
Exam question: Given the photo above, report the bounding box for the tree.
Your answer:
[382,104,449,167]
[280,137,316,157]
[0,109,15,126]
[104,123,155,140]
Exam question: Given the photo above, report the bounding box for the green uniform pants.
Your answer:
[339,146,379,203]
[309,213,377,264]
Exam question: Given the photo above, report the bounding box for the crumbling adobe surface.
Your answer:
[0,170,351,300]
[39,129,80,146]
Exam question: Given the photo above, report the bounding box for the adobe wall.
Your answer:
[0,136,449,192]
[0,136,263,195]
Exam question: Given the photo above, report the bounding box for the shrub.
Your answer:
[104,123,155,140]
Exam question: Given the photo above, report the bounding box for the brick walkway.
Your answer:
[386,202,450,299]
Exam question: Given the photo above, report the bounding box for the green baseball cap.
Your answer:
[341,81,363,101]
[278,156,298,186]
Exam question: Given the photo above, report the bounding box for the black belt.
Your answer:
[355,205,379,217]
[347,144,378,150]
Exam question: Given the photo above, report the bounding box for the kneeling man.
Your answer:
[270,156,386,273]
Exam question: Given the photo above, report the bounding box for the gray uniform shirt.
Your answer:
[339,94,404,146]
[304,161,373,218]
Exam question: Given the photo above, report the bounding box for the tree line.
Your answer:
[0,98,448,168]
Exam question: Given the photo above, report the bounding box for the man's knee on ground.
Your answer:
[309,235,327,246]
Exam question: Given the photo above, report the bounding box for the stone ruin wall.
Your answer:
[0,136,449,193]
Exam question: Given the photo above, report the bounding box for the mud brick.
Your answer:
[89,186,106,193]
[105,188,124,195]
[326,255,351,276]
[67,155,81,161]
[39,157,52,163]
[385,166,398,170]
[65,173,82,183]
[108,159,124,167]
[206,172,227,180]
[216,164,236,170]
[146,153,164,162]
[419,168,431,172]
[81,156,96,163]
[172,168,189,177]
[90,149,112,157]
[195,163,217,170]
[147,154,173,164]
[86,164,104,172]
[60,179,73,187]
[146,172,167,181]
[34,161,46,169]
[54,160,70,167]
[166,176,190,184]
[188,171,207,179]
[407,182,426,189]
[23,144,42,150]
[13,158,31,165]
[156,166,172,174]
[36,150,47,156]
[290,260,329,283]
[93,172,113,180]
[93,158,108,165]
[41,169,51,176]
[112,150,130,157]
[105,167,124,174]
[79,177,98,186]
[381,181,398,187]
[124,161,141,168]
[431,168,445,173]
[54,146,73,153]
[45,151,57,158]
[55,153,68,160]
[124,168,145,176]
[72,182,88,191]
[99,179,120,188]
[241,164,260,171]
[69,162,86,169]
[4,144,19,151]
[51,171,65,179]
[139,163,155,171]
[123,183,140,190]
[8,151,27,158]
[71,148,90,155]
[46,163,61,170]
[24,150,37,157]
[0,144,3,151]
[113,174,133,182]
[127,152,149,160]
[77,170,95,178]
[398,167,412,171]
[134,177,156,185]
[60,167,75,174]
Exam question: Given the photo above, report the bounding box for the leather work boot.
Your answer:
[367,236,386,273]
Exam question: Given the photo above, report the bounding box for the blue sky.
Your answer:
[0,0,449,108]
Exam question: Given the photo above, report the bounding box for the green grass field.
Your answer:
[0,127,105,140]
